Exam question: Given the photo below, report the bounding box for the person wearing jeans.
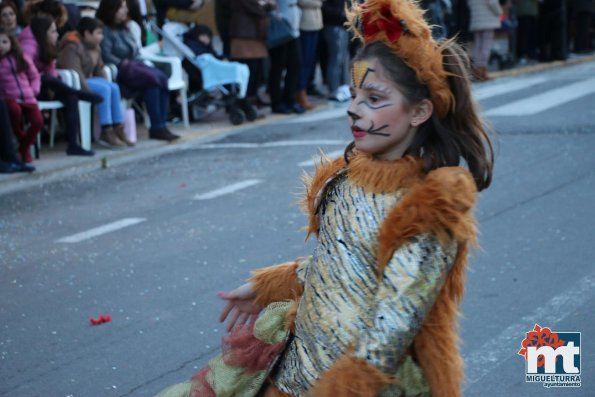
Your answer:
[322,0,350,101]
[296,0,323,110]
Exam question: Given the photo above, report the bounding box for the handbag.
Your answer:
[123,108,137,143]
[267,13,294,48]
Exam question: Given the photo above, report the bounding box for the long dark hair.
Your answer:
[346,40,494,191]
[0,27,27,72]
[96,0,127,28]
[29,15,57,65]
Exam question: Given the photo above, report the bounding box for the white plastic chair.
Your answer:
[36,69,92,151]
[140,42,190,129]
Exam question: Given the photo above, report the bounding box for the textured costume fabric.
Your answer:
[253,152,477,396]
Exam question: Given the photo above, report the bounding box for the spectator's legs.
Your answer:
[298,30,320,90]
[60,93,82,149]
[323,26,349,98]
[109,81,124,124]
[0,100,19,164]
[88,77,114,126]
[5,101,43,163]
[144,87,168,130]
[283,38,300,108]
[268,42,289,109]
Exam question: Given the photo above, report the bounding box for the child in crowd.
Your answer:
[156,0,494,396]
[0,28,43,164]
[20,15,103,155]
[58,17,132,147]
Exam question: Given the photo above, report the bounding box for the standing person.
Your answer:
[57,17,133,147]
[0,28,43,164]
[155,0,494,395]
[268,0,304,114]
[468,0,502,80]
[515,0,539,64]
[295,0,322,110]
[229,0,273,117]
[0,99,35,173]
[96,0,180,142]
[321,0,350,102]
[20,15,101,155]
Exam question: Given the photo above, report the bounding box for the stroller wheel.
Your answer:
[242,103,258,122]
[229,108,246,125]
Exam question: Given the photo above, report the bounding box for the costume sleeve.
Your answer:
[311,235,457,396]
[249,256,311,307]
[353,234,456,373]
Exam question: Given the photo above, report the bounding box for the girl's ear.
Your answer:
[411,99,434,127]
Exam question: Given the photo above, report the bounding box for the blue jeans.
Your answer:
[143,86,169,129]
[298,30,320,90]
[322,26,349,96]
[87,77,124,126]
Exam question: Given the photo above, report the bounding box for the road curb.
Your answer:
[1,54,593,195]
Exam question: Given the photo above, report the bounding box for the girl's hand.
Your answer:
[218,282,262,332]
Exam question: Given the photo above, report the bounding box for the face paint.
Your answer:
[352,60,373,88]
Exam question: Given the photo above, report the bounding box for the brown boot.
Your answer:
[295,89,316,110]
[113,123,134,146]
[99,127,125,148]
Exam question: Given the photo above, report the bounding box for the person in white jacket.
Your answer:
[467,0,502,80]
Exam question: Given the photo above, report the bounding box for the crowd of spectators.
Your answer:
[0,0,593,174]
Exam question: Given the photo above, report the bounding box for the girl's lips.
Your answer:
[352,129,367,139]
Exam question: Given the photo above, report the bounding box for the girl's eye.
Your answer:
[369,96,379,103]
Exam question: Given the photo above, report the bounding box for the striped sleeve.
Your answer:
[352,234,457,374]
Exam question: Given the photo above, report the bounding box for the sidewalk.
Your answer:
[2,52,594,195]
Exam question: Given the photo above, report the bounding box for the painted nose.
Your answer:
[347,110,361,122]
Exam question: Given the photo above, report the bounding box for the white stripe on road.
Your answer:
[193,179,262,200]
[486,77,595,116]
[56,218,146,243]
[197,140,347,149]
[473,76,547,100]
[464,271,595,387]
[283,106,349,124]
[298,150,344,167]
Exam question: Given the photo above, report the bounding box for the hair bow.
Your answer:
[362,5,403,43]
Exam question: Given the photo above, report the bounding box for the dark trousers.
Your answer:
[0,100,19,163]
[232,58,266,98]
[143,86,169,130]
[40,75,81,147]
[268,38,301,108]
[298,30,320,90]
[516,15,538,59]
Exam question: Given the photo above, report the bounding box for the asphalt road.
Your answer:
[1,61,594,397]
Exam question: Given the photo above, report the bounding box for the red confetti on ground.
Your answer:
[90,314,112,326]
[179,183,187,188]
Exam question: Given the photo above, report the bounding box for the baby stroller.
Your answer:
[157,21,255,125]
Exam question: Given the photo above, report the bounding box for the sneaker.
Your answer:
[0,161,18,173]
[14,161,35,173]
[66,145,95,156]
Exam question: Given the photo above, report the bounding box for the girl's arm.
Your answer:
[24,55,41,96]
[249,256,311,307]
[311,236,457,396]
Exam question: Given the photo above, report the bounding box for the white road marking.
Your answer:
[283,106,350,124]
[193,179,262,200]
[197,140,347,149]
[464,271,595,387]
[56,218,147,243]
[473,76,547,100]
[298,150,344,167]
[486,77,595,116]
